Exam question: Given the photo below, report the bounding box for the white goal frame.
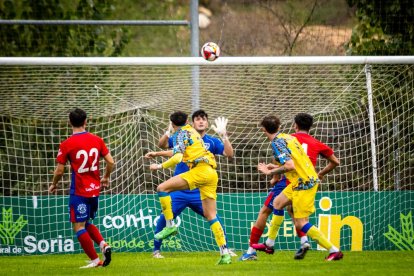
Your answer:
[1,56,413,254]
[2,55,413,193]
[1,56,414,66]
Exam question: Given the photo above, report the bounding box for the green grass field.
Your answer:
[0,251,413,275]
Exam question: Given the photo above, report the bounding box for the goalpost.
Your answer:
[0,57,413,255]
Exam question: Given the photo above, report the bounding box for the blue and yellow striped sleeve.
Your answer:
[271,137,292,164]
[172,129,190,155]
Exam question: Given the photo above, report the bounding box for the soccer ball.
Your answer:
[201,42,220,61]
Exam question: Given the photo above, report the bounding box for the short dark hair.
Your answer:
[260,115,281,134]
[294,113,313,131]
[170,111,188,126]
[191,109,208,121]
[69,108,87,127]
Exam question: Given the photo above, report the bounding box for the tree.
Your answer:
[258,0,318,56]
[346,0,414,55]
[0,0,129,56]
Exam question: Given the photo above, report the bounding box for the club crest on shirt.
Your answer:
[204,143,210,150]
[77,204,87,214]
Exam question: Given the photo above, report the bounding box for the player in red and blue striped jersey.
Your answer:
[240,113,340,261]
[49,108,115,268]
[145,110,234,259]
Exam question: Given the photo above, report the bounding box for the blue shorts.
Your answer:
[264,178,287,210]
[69,195,99,222]
[170,189,204,217]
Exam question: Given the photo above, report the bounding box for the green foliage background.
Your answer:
[346,0,414,55]
[1,0,412,57]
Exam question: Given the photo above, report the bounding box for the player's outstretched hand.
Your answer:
[150,163,161,171]
[318,173,325,181]
[267,163,278,170]
[165,122,174,137]
[211,116,228,140]
[101,177,110,188]
[258,162,271,175]
[145,152,158,159]
[48,184,57,193]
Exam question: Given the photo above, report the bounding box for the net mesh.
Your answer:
[0,61,413,254]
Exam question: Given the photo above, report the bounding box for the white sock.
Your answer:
[328,246,339,253]
[99,240,106,249]
[166,220,175,227]
[92,257,100,264]
[247,246,256,254]
[300,236,309,245]
[220,245,229,255]
[266,238,275,247]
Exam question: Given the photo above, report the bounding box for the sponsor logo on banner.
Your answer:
[317,196,363,251]
[102,208,182,229]
[0,207,74,254]
[250,197,365,251]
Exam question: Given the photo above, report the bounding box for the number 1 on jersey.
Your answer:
[302,143,308,154]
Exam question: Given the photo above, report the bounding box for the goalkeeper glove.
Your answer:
[165,122,174,137]
[212,116,228,140]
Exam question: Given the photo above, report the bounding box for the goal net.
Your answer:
[0,57,413,255]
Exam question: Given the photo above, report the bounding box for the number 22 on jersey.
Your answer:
[76,148,99,173]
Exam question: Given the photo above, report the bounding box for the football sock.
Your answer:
[300,236,309,245]
[247,247,256,254]
[99,240,107,250]
[296,227,309,244]
[220,245,229,255]
[329,246,340,253]
[153,214,166,251]
[158,192,174,224]
[209,217,227,254]
[166,219,175,227]
[76,228,98,260]
[266,209,284,246]
[216,215,229,244]
[85,222,104,246]
[302,223,338,252]
[249,226,263,247]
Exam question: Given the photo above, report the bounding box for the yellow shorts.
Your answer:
[282,184,319,219]
[179,163,218,200]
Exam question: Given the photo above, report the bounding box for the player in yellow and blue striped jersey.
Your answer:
[145,110,235,259]
[148,111,232,265]
[252,115,343,261]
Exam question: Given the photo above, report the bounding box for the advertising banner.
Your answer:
[0,192,412,255]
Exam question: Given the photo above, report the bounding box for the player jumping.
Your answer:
[148,111,232,264]
[145,109,235,258]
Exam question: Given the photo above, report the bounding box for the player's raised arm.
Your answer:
[145,150,173,159]
[150,152,183,171]
[212,116,234,158]
[258,160,294,176]
[158,122,174,149]
[150,128,186,171]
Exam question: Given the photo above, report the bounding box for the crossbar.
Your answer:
[0,56,413,66]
